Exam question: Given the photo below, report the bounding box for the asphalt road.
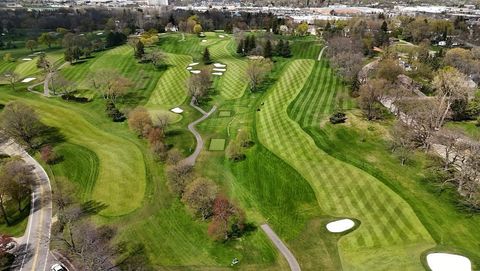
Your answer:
[183,98,217,166]
[261,224,301,271]
[0,140,53,271]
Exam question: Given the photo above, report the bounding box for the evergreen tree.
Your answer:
[276,39,284,56]
[264,40,273,58]
[236,39,245,55]
[381,21,388,32]
[244,36,252,53]
[203,47,212,64]
[250,35,256,51]
[282,41,291,58]
[135,40,145,59]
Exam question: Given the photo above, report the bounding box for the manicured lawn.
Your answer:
[0,90,146,217]
[209,138,226,151]
[218,110,232,117]
[257,59,435,270]
[209,39,249,100]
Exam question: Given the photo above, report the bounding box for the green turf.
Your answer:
[0,92,146,217]
[209,39,249,100]
[209,138,226,151]
[257,59,435,270]
[218,110,232,117]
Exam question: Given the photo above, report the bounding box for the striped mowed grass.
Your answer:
[256,59,435,270]
[146,53,192,108]
[0,93,146,217]
[209,39,249,100]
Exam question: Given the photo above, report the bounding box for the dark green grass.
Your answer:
[48,143,99,200]
[290,38,322,60]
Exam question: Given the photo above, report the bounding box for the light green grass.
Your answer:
[145,53,192,108]
[209,138,226,151]
[218,110,232,117]
[0,93,146,217]
[209,39,249,100]
[257,59,435,270]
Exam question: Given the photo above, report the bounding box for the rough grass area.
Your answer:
[209,138,226,151]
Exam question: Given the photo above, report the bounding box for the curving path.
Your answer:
[0,139,52,271]
[317,46,328,61]
[261,224,301,271]
[182,98,217,166]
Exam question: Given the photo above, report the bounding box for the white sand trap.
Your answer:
[326,219,355,233]
[202,39,207,43]
[190,70,201,74]
[21,77,36,83]
[219,35,225,38]
[188,63,199,67]
[213,68,226,72]
[186,67,193,70]
[213,63,226,68]
[212,72,223,76]
[22,58,32,61]
[427,253,471,271]
[97,32,103,35]
[170,107,184,114]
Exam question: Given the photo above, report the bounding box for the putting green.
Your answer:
[256,59,435,270]
[209,139,226,151]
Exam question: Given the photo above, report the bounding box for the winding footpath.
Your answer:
[261,224,301,271]
[182,98,217,166]
[0,139,52,271]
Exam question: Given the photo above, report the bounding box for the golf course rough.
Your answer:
[256,59,435,270]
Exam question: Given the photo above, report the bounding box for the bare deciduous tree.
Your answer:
[358,78,388,120]
[182,178,218,220]
[1,70,19,91]
[0,102,45,149]
[246,59,272,91]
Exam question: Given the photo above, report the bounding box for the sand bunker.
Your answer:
[212,72,223,76]
[427,253,471,271]
[186,67,192,70]
[190,70,201,74]
[170,107,184,114]
[219,35,225,38]
[202,39,207,42]
[213,68,226,72]
[326,219,355,233]
[21,77,36,83]
[22,58,32,61]
[213,63,226,68]
[188,63,199,67]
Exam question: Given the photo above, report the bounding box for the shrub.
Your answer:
[105,102,126,122]
[40,145,58,164]
[61,94,90,103]
[329,112,347,124]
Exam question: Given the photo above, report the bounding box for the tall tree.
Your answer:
[38,32,56,48]
[203,47,212,64]
[135,40,145,59]
[182,178,218,220]
[263,40,273,58]
[1,70,19,91]
[246,59,273,91]
[25,40,38,52]
[0,102,44,149]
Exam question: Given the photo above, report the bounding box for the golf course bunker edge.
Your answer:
[326,218,356,233]
[426,252,471,271]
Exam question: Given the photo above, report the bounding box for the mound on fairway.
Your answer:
[427,253,471,271]
[257,59,434,270]
[209,139,225,151]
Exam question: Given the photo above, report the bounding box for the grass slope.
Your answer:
[257,59,435,270]
[209,39,249,100]
[0,91,146,217]
[146,53,192,109]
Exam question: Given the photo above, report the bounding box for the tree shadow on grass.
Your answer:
[120,92,147,107]
[81,200,108,215]
[36,126,66,149]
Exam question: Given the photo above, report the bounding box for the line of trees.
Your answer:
[236,35,291,58]
[165,157,247,241]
